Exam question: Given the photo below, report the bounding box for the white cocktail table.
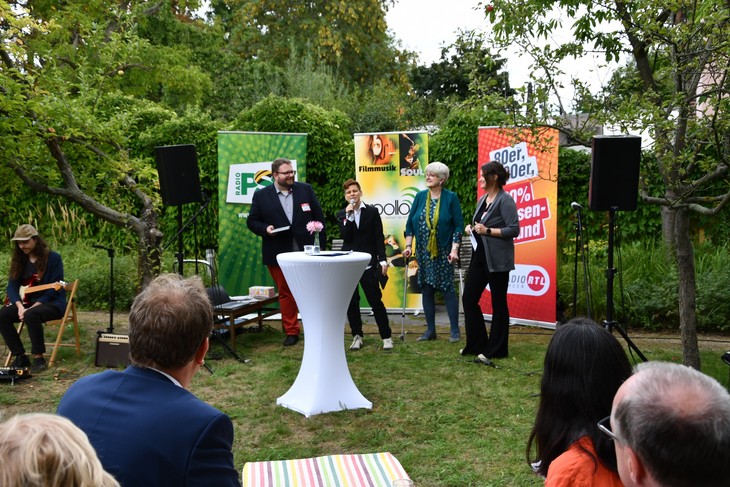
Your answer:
[276,251,371,417]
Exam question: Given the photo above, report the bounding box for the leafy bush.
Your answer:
[694,244,730,333]
[558,239,730,333]
[233,95,354,245]
[429,105,508,211]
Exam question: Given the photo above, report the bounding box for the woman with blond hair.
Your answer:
[402,161,464,342]
[0,413,119,487]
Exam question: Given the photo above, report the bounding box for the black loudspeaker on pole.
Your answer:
[155,144,203,206]
[589,135,647,362]
[589,135,641,211]
[155,144,204,276]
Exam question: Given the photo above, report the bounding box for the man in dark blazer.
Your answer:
[57,274,240,487]
[336,179,393,351]
[247,158,327,346]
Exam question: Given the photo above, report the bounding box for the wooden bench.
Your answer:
[213,295,280,351]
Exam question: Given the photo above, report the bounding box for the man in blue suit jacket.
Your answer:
[58,274,240,487]
[247,158,327,346]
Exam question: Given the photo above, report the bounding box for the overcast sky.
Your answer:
[385,0,621,110]
[385,0,487,66]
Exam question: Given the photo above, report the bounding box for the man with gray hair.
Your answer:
[602,361,730,487]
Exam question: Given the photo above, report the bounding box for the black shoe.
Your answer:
[31,356,47,373]
[474,354,495,367]
[11,354,31,369]
[283,335,299,346]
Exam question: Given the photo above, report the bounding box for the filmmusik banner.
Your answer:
[217,131,307,295]
[353,132,428,310]
[478,127,558,327]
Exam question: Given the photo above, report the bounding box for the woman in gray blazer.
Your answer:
[461,161,520,365]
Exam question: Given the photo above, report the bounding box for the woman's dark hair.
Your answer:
[481,161,510,189]
[526,317,632,477]
[10,236,50,280]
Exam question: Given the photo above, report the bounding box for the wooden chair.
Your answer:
[3,279,81,367]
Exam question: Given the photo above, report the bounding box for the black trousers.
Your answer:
[347,266,392,339]
[0,303,63,355]
[461,254,511,358]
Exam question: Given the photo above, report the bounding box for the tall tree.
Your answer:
[214,0,409,88]
[485,0,730,369]
[1,0,214,285]
[409,30,515,125]
[410,30,514,101]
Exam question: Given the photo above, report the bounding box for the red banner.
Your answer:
[477,127,558,327]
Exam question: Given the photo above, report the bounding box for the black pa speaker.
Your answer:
[589,135,641,211]
[155,144,203,206]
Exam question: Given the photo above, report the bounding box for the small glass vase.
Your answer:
[313,232,321,253]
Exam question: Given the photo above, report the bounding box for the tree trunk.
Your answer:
[12,141,164,288]
[661,206,675,252]
[674,207,701,369]
[135,205,163,288]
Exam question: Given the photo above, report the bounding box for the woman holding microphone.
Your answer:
[461,161,520,365]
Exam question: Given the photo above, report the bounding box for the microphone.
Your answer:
[347,198,356,216]
[571,202,583,211]
[93,245,112,251]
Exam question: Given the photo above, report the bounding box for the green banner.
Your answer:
[217,131,307,295]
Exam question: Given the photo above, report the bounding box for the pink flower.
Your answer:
[306,221,324,234]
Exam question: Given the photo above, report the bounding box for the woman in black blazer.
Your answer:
[461,161,520,364]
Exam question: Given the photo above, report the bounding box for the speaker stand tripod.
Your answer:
[162,197,218,372]
[603,208,647,362]
[93,245,116,334]
[209,328,250,364]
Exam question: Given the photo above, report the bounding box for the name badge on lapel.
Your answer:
[301,203,311,212]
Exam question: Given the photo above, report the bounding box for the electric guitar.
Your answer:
[4,277,66,306]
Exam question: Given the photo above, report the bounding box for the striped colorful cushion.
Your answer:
[242,452,410,487]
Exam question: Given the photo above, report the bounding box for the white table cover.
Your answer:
[276,251,371,417]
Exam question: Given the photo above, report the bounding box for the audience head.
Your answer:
[527,317,632,476]
[425,161,450,185]
[128,273,212,371]
[481,161,510,190]
[610,361,730,487]
[0,413,120,487]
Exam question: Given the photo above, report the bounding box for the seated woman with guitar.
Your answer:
[0,224,66,372]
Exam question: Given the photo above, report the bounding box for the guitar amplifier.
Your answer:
[95,333,131,368]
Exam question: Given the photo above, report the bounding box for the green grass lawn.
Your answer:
[1,312,729,486]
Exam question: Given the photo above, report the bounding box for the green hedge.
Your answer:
[557,240,730,333]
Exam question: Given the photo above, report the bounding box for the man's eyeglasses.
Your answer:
[276,170,296,176]
[597,416,621,443]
